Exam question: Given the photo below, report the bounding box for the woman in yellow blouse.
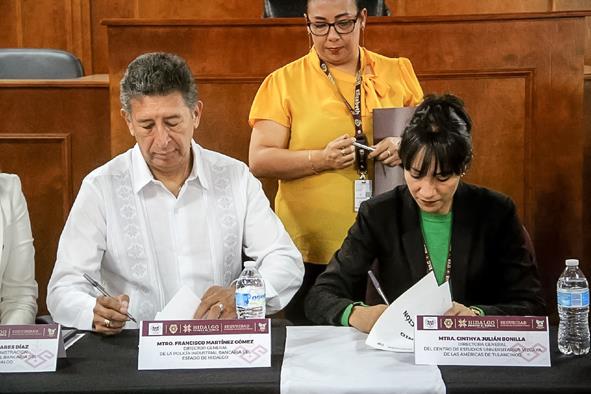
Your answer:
[249,0,423,323]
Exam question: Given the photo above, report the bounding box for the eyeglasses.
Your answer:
[306,12,360,36]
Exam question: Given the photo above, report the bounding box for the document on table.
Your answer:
[154,285,201,320]
[366,271,452,352]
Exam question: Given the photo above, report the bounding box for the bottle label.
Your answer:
[557,288,590,307]
[235,288,266,308]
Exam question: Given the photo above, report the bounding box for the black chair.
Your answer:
[263,0,390,18]
[0,48,84,79]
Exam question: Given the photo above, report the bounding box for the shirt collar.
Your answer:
[130,140,208,194]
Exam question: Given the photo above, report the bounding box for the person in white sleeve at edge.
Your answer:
[0,173,38,324]
[47,52,304,335]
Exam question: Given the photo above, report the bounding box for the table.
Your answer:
[2,324,591,393]
[440,326,591,393]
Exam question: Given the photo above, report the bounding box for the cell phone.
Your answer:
[352,141,376,152]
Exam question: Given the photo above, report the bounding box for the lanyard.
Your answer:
[319,57,368,177]
[423,243,452,284]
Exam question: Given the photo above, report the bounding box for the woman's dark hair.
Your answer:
[399,94,473,177]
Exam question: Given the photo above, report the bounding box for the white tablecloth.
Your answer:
[280,326,446,394]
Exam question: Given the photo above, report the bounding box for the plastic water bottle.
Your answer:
[235,261,266,319]
[557,258,590,355]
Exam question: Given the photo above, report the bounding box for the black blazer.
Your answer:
[305,182,546,325]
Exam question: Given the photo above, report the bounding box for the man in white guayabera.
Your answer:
[47,52,303,335]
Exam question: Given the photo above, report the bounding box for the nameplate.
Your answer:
[0,324,61,373]
[138,319,271,370]
[415,315,550,367]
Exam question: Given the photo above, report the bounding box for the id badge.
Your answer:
[354,179,373,212]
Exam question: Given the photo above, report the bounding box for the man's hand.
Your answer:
[348,304,388,333]
[193,286,237,320]
[92,295,130,335]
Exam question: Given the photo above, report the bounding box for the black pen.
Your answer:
[367,270,390,305]
[83,273,138,323]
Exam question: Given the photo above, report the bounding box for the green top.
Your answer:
[339,208,486,327]
[420,210,452,286]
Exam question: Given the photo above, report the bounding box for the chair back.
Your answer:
[0,49,84,79]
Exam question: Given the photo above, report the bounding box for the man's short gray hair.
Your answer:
[120,52,198,114]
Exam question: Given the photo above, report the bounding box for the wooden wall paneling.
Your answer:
[136,0,264,19]
[0,0,19,47]
[90,0,137,74]
[0,76,110,314]
[104,13,587,320]
[19,0,69,48]
[386,0,552,16]
[69,0,94,75]
[0,134,71,316]
[386,0,591,64]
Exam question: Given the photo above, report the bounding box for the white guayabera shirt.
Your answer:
[47,140,303,330]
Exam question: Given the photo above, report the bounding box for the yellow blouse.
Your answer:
[249,47,423,264]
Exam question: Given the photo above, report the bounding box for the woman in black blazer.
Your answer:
[305,94,546,332]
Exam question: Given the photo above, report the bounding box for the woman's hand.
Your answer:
[444,301,477,316]
[249,120,354,179]
[368,136,401,167]
[320,134,356,171]
[348,304,388,333]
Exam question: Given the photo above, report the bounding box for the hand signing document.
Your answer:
[366,271,452,352]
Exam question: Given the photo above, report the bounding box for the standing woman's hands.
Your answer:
[319,134,356,171]
[249,119,357,180]
[368,136,401,167]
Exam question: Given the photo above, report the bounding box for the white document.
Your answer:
[154,285,202,320]
[366,271,452,352]
[280,326,445,394]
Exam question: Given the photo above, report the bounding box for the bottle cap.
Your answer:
[244,261,256,268]
[565,259,580,266]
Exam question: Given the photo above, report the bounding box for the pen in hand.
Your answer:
[83,273,137,323]
[352,141,376,152]
[367,270,390,305]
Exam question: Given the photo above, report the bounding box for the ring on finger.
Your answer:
[340,148,347,156]
[104,318,111,328]
[385,149,392,157]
